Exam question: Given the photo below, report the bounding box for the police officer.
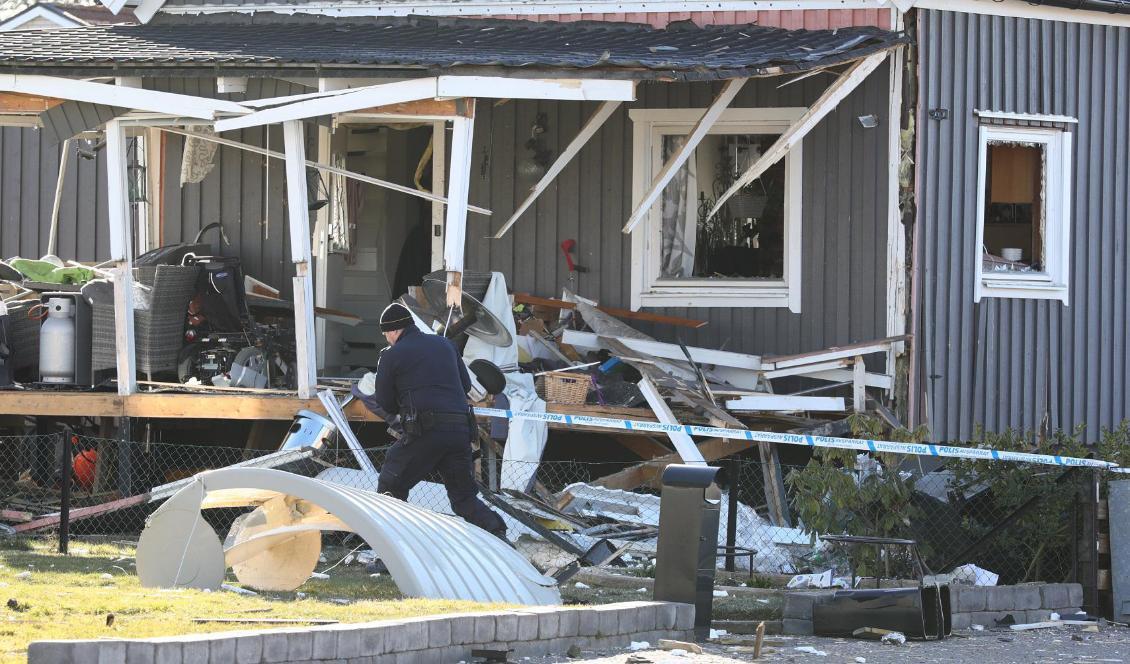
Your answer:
[353,302,508,540]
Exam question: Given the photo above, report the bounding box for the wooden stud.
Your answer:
[283,120,318,398]
[105,119,137,396]
[853,354,867,412]
[444,111,475,306]
[0,92,64,113]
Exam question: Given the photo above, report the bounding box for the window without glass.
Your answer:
[629,108,804,311]
[974,120,1073,303]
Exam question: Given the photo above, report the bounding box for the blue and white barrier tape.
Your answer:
[473,407,1117,470]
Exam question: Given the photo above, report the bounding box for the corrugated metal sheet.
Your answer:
[465,69,892,358]
[138,467,561,605]
[916,9,1130,442]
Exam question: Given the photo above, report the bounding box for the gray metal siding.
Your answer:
[917,10,1130,442]
[0,127,110,261]
[465,69,892,357]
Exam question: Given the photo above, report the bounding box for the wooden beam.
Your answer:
[106,119,136,396]
[157,126,491,216]
[762,335,910,369]
[283,120,318,399]
[444,111,475,306]
[762,359,850,380]
[563,329,760,370]
[0,74,247,120]
[430,120,446,271]
[435,76,635,102]
[0,92,64,113]
[353,98,468,118]
[805,369,893,390]
[214,77,440,132]
[493,100,621,238]
[708,51,887,220]
[638,375,705,464]
[612,434,671,461]
[513,292,707,329]
[592,438,752,491]
[14,493,151,533]
[622,77,747,233]
[726,395,846,412]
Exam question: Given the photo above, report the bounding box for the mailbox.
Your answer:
[653,464,721,640]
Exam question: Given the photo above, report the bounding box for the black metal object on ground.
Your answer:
[820,534,931,587]
[653,463,721,641]
[812,585,952,640]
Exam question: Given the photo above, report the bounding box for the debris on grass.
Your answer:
[221,584,257,596]
[13,571,30,580]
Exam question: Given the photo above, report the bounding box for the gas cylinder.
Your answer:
[39,297,76,384]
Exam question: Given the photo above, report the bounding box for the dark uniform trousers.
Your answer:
[376,421,506,536]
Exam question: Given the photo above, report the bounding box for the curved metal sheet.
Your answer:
[140,467,560,606]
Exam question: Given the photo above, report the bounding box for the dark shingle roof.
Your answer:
[0,16,906,79]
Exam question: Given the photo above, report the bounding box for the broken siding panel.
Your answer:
[917,9,1130,442]
[467,68,890,358]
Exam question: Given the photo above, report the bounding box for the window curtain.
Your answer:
[659,136,699,278]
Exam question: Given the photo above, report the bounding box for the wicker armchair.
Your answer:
[4,299,42,380]
[91,265,199,379]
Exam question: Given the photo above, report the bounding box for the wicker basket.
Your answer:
[537,372,591,405]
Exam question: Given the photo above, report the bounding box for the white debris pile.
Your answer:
[559,482,810,572]
[950,563,999,586]
[787,569,852,589]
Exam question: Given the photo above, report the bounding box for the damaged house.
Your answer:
[0,0,1125,573]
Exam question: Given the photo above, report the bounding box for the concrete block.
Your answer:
[27,642,73,664]
[954,586,988,612]
[615,606,640,635]
[512,640,552,659]
[537,611,560,640]
[577,608,599,636]
[595,607,619,637]
[207,638,234,664]
[783,593,816,620]
[636,604,658,632]
[781,618,813,636]
[673,603,695,631]
[1015,585,1042,610]
[557,609,579,638]
[516,612,540,641]
[985,586,1015,611]
[154,640,183,664]
[1068,583,1084,608]
[449,615,475,645]
[474,615,496,643]
[950,612,972,630]
[63,642,100,664]
[181,639,209,664]
[429,617,453,648]
[655,603,677,630]
[440,645,470,662]
[1040,583,1070,609]
[234,635,262,664]
[1025,609,1051,623]
[386,619,428,652]
[495,614,519,641]
[337,628,362,658]
[286,630,314,661]
[313,629,339,659]
[360,625,389,655]
[125,642,156,664]
[262,631,290,662]
[971,611,1016,627]
[98,641,127,664]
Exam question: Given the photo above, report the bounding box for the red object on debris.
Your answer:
[73,449,97,492]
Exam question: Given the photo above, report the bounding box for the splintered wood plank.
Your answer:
[590,438,751,491]
[0,92,64,113]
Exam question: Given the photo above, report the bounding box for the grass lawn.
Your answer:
[0,538,510,664]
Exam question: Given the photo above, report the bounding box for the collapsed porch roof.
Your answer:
[0,16,907,80]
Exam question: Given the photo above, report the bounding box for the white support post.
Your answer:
[622,78,747,234]
[853,355,867,412]
[314,121,332,369]
[106,119,136,396]
[283,120,318,398]
[885,44,908,351]
[707,51,887,220]
[494,100,621,239]
[431,120,446,272]
[443,112,474,306]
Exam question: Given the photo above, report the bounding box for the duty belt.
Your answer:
[419,410,474,429]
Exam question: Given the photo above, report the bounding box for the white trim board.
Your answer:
[562,329,762,371]
[0,75,248,120]
[0,6,83,31]
[726,394,846,412]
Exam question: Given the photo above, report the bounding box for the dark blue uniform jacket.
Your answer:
[371,325,472,417]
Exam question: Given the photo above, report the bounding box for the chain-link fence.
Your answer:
[0,432,1104,588]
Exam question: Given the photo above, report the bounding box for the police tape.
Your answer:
[473,407,1119,470]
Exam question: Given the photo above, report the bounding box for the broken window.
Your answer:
[629,108,804,311]
[974,118,1073,303]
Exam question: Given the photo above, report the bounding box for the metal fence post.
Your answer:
[116,417,132,497]
[58,428,72,554]
[725,458,739,572]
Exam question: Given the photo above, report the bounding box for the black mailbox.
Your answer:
[653,464,721,640]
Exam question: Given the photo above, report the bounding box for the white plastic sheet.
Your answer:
[462,272,548,492]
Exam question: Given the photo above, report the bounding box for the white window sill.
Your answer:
[977,277,1069,303]
[638,285,799,311]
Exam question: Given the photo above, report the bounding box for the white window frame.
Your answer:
[629,107,805,312]
[974,122,1073,304]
